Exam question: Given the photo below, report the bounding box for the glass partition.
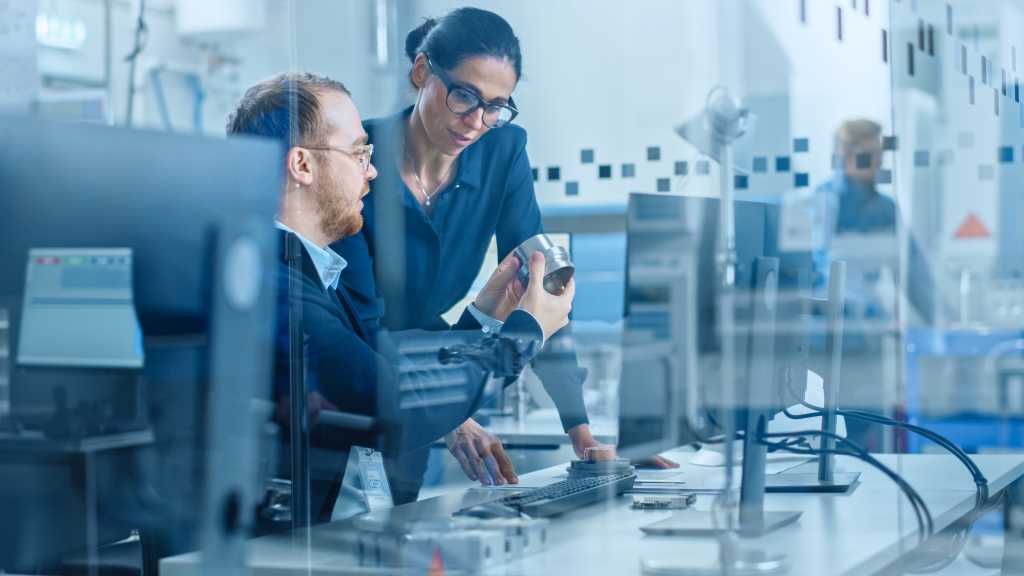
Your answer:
[3,0,1023,573]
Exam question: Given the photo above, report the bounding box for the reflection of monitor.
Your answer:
[18,248,143,369]
[617,194,810,460]
[0,115,282,572]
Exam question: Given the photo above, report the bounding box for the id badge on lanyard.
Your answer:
[354,447,393,511]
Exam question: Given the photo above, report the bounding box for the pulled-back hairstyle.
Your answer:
[226,72,349,148]
[405,7,522,81]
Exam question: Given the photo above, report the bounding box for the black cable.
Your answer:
[781,400,989,505]
[761,429,934,539]
[840,409,989,504]
[767,427,1001,574]
[124,0,149,127]
[775,402,998,572]
[766,438,931,539]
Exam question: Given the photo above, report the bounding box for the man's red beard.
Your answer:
[315,171,363,242]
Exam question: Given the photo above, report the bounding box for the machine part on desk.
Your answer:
[628,484,723,496]
[583,445,618,461]
[257,478,292,524]
[513,233,575,295]
[568,457,635,478]
[632,494,697,510]
[353,516,549,572]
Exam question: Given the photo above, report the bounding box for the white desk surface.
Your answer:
[161,451,1024,576]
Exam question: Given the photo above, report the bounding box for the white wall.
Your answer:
[407,0,892,208]
[36,0,1024,286]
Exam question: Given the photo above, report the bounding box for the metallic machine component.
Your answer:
[437,334,539,378]
[514,234,575,295]
[567,457,635,478]
[353,516,550,571]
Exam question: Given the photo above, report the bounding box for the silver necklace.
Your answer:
[404,147,455,208]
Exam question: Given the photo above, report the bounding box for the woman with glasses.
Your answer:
[336,7,675,504]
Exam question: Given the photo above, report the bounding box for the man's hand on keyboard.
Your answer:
[446,418,518,486]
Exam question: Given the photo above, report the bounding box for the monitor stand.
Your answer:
[765,260,860,495]
[642,258,802,538]
[692,444,860,493]
[765,467,860,494]
[642,549,790,576]
[642,411,803,538]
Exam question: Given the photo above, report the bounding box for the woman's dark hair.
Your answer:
[404,7,522,81]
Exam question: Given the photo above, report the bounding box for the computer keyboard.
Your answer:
[485,472,637,518]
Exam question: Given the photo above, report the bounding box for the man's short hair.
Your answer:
[226,72,350,147]
[834,118,882,156]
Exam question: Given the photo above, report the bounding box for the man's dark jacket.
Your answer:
[273,230,543,521]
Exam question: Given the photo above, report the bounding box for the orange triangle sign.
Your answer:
[428,547,445,576]
[954,213,991,239]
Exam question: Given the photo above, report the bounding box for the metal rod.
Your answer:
[819,260,847,482]
[285,233,310,530]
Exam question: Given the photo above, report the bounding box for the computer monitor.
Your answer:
[0,114,282,572]
[617,193,809,459]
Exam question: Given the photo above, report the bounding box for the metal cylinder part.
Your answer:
[513,234,575,295]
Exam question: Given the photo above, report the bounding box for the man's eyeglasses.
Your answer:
[302,143,375,173]
[427,59,518,128]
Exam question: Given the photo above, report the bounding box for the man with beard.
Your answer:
[227,73,574,522]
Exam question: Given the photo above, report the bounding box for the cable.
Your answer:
[124,0,149,127]
[765,435,931,539]
[777,398,997,572]
[765,426,1005,574]
[840,409,989,504]
[781,400,989,506]
[761,429,934,539]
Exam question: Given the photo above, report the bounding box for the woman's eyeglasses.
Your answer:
[428,58,518,128]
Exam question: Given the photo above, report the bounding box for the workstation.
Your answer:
[4,1,1024,574]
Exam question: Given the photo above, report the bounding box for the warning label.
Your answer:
[954,213,991,239]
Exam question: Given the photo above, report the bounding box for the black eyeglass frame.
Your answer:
[427,58,519,128]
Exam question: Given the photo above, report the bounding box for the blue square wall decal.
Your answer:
[735,175,749,189]
[1000,146,1015,163]
[622,163,636,178]
[581,149,594,164]
[775,156,791,172]
[674,160,689,176]
[598,164,612,179]
[794,138,809,152]
[752,157,768,173]
[696,160,711,175]
[647,146,661,161]
[656,178,671,192]
[531,168,538,182]
[565,181,579,196]
[547,166,561,181]
[794,173,809,188]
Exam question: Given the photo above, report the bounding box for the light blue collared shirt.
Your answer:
[275,221,347,291]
